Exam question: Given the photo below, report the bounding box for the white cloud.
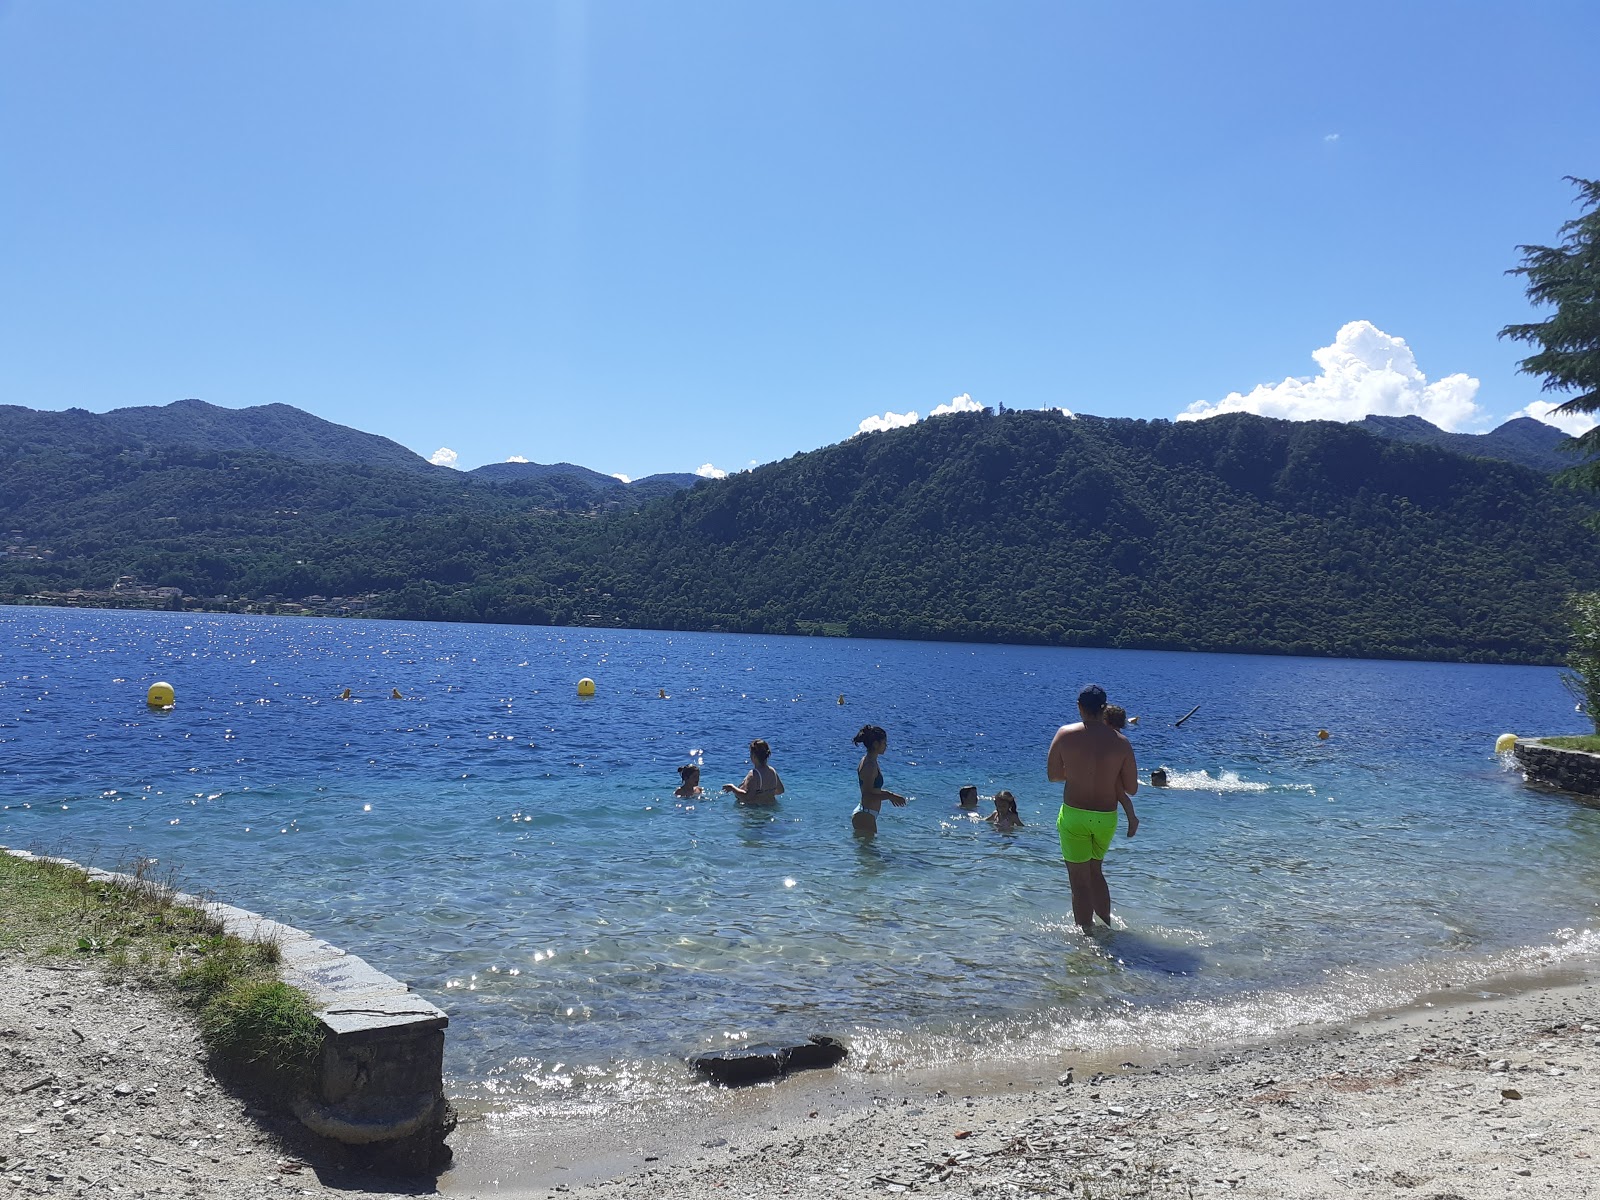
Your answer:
[429,447,459,468]
[1042,405,1076,418]
[929,393,984,418]
[694,463,727,479]
[857,393,988,434]
[858,408,920,433]
[1513,399,1596,437]
[1178,321,1486,432]
[1324,132,1341,142]
[506,455,530,464]
[611,472,632,483]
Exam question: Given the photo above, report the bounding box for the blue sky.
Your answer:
[2,1,1597,478]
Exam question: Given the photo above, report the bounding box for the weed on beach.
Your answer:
[0,851,323,1101]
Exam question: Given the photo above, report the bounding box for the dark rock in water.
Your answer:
[690,1036,847,1086]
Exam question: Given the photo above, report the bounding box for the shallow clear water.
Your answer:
[3,607,1598,1110]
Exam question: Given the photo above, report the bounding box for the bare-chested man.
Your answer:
[1047,683,1138,933]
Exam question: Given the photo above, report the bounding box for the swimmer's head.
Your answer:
[1150,767,1169,787]
[749,738,771,764]
[852,724,888,752]
[1103,704,1126,730]
[1077,683,1107,716]
[677,763,700,784]
[994,789,1018,815]
[958,785,979,808]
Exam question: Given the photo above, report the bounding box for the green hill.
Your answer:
[3,407,1596,663]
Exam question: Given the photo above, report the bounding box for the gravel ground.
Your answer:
[8,950,1600,1200]
[504,974,1600,1200]
[0,958,414,1200]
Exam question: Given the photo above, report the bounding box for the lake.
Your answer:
[3,606,1598,1117]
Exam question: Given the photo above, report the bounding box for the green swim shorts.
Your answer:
[1057,804,1118,863]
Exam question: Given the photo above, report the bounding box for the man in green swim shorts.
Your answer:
[1047,683,1139,934]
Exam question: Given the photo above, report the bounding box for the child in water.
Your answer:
[722,739,784,806]
[674,764,703,798]
[957,785,980,810]
[985,789,1024,832]
[1102,705,1141,838]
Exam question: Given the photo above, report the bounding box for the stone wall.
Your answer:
[1513,738,1600,798]
[0,847,452,1174]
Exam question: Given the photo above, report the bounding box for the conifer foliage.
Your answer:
[1501,176,1600,486]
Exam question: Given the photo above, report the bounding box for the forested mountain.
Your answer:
[1356,414,1580,473]
[3,407,1597,664]
[0,400,700,507]
[0,399,439,473]
[467,460,701,502]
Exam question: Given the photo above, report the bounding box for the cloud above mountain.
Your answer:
[429,447,459,468]
[857,393,984,434]
[695,463,727,479]
[1179,322,1486,432]
[1514,399,1597,437]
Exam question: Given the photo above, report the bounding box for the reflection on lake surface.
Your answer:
[3,606,1598,1111]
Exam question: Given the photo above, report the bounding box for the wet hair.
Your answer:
[852,724,887,750]
[958,784,979,806]
[994,790,1019,815]
[677,763,699,781]
[1103,704,1127,731]
[749,739,771,764]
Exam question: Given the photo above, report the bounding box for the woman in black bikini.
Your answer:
[722,739,784,806]
[852,724,908,835]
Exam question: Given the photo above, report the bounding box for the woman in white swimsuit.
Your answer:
[722,739,785,806]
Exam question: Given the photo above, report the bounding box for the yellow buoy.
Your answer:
[1495,732,1518,754]
[390,688,403,700]
[577,677,596,697]
[146,681,175,708]
[1317,729,1330,740]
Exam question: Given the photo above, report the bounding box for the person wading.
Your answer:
[1047,683,1138,933]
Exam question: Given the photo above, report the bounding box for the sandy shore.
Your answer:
[7,952,1600,1199]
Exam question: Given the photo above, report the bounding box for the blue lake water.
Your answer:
[3,607,1599,1115]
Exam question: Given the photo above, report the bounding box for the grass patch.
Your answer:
[0,851,323,1100]
[1540,735,1600,752]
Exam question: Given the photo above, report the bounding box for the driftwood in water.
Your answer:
[1174,704,1202,727]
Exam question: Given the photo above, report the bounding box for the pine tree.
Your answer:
[1501,176,1600,486]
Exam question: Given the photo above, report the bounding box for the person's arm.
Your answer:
[858,759,907,805]
[1047,727,1069,783]
[1117,793,1139,838]
[769,769,785,797]
[722,769,759,800]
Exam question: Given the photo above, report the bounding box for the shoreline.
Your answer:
[0,600,1571,668]
[6,929,1599,1197]
[441,950,1600,1198]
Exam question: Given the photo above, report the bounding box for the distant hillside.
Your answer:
[0,400,702,507]
[468,460,700,502]
[0,399,441,473]
[458,410,1595,663]
[4,407,1598,663]
[1356,414,1581,473]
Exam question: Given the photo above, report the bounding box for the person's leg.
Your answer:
[1089,860,1111,925]
[1065,861,1097,933]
